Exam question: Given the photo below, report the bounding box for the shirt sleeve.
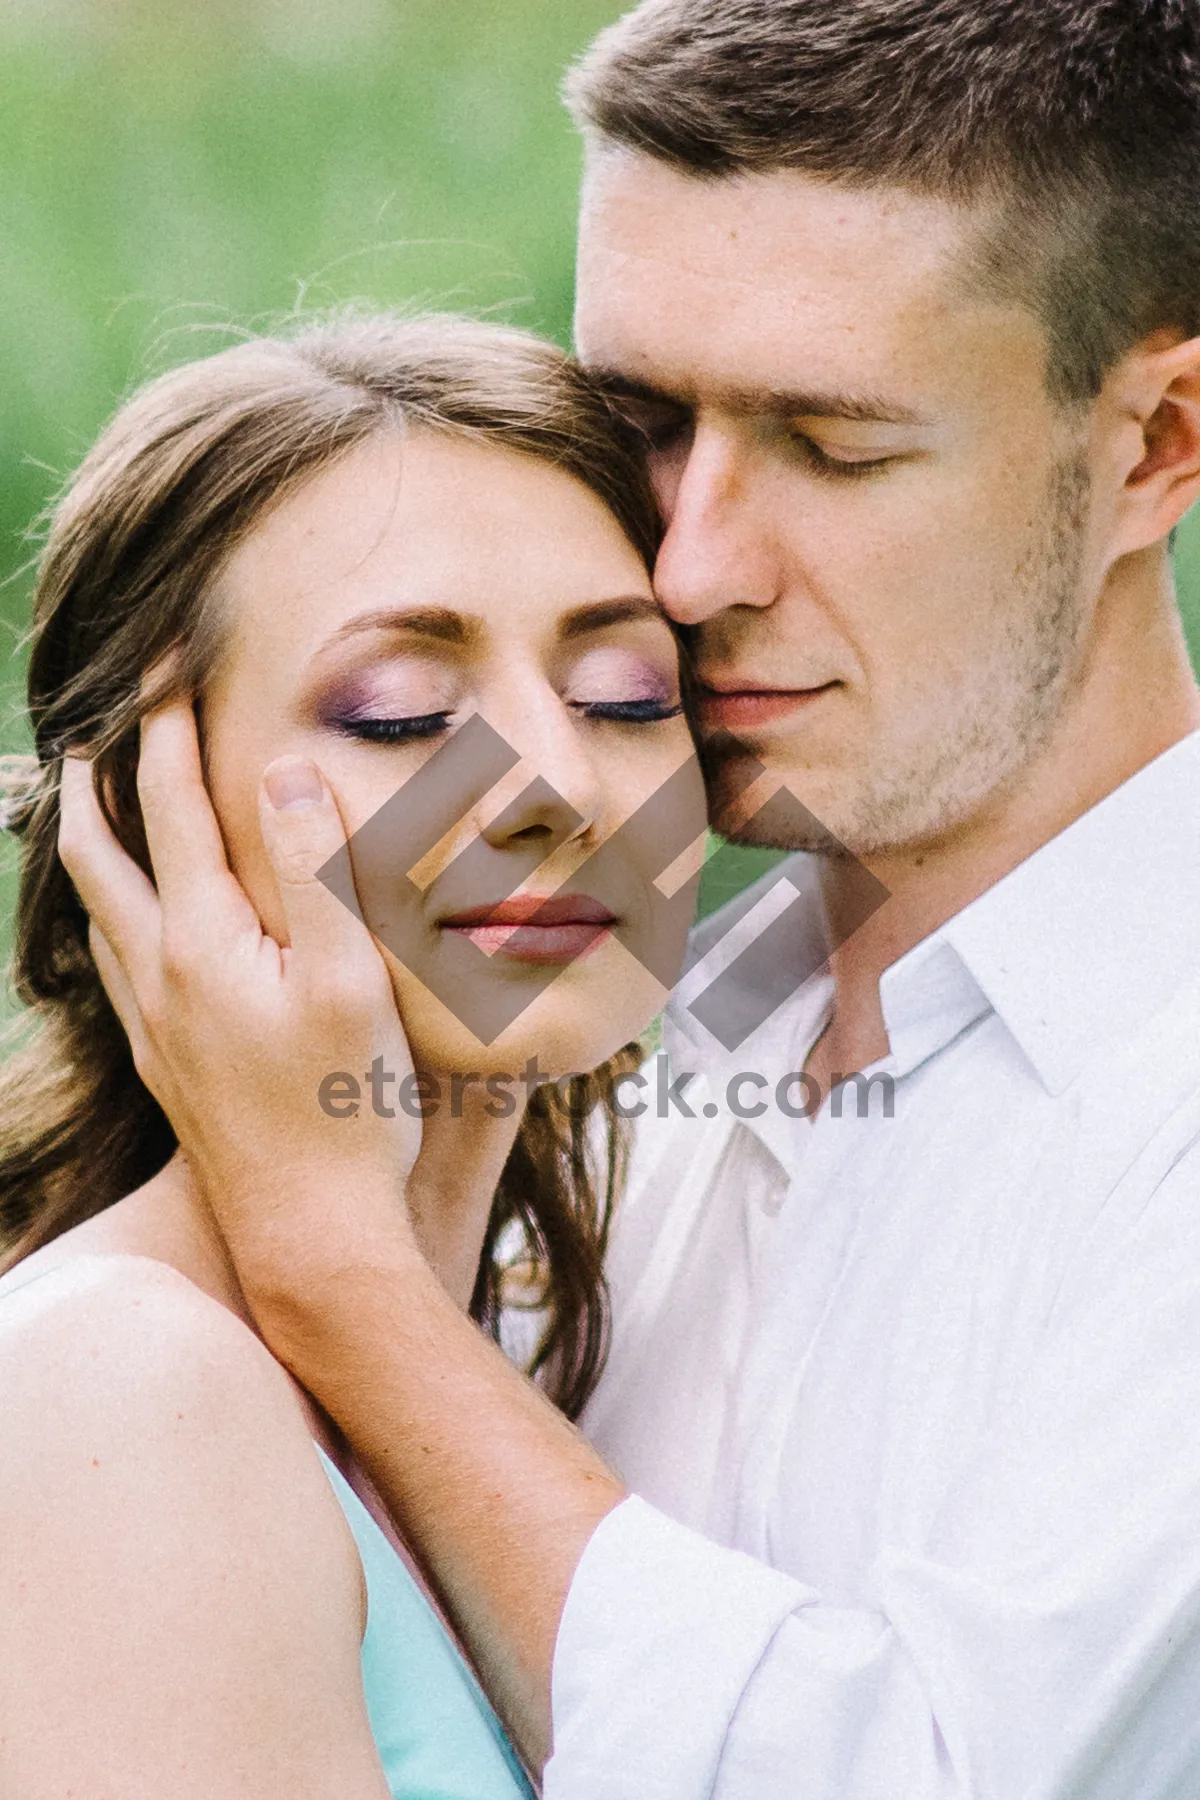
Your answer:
[546,1153,1200,1799]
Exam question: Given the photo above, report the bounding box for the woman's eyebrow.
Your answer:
[320,606,479,651]
[559,596,664,640]
[312,597,661,661]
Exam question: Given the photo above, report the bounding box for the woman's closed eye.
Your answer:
[317,657,461,744]
[336,697,683,743]
[316,641,684,744]
[565,646,682,726]
[333,710,454,744]
[573,696,683,724]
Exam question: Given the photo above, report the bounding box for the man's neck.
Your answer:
[809,554,1200,1089]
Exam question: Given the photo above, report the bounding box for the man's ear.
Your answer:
[1109,330,1200,555]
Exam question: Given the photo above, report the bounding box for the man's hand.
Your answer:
[58,699,421,1297]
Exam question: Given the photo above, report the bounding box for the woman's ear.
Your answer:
[1109,331,1200,555]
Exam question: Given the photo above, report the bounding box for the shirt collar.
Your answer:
[910,730,1200,1095]
[877,936,991,1082]
[669,732,1200,1134]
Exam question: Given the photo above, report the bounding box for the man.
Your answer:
[61,1,1200,1793]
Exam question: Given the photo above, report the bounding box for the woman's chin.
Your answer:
[395,947,665,1092]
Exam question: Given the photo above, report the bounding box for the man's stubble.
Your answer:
[703,447,1095,861]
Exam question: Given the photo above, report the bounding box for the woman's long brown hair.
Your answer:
[0,312,663,1420]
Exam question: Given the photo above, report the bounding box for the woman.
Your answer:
[0,314,706,1797]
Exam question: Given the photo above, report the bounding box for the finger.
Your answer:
[258,758,382,977]
[89,922,152,1072]
[58,757,160,981]
[137,697,243,923]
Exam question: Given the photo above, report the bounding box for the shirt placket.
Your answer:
[725,1095,875,1560]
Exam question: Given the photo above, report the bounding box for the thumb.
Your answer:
[258,757,377,972]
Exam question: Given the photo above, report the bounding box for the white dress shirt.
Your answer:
[546,732,1200,1800]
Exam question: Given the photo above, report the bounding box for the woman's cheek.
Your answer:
[302,732,427,840]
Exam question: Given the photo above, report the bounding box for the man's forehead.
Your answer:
[584,153,968,285]
[575,151,1039,410]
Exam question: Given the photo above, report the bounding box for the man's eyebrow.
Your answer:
[590,370,683,403]
[588,368,927,427]
[746,387,928,427]
[322,606,478,649]
[589,370,689,409]
[559,596,664,639]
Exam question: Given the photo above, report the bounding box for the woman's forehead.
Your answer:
[217,431,656,664]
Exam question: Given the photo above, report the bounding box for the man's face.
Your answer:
[575,152,1103,858]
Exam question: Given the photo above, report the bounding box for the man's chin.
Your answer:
[702,757,854,858]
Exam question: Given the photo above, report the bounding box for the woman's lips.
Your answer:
[697,682,838,729]
[439,894,617,965]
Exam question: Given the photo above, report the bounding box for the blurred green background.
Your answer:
[0,0,627,682]
[2,0,1199,958]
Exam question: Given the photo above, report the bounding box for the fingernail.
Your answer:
[264,760,324,810]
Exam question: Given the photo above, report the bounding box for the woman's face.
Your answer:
[202,429,705,1079]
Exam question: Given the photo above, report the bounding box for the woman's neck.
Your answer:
[396,1072,526,1313]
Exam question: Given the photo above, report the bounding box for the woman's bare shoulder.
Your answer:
[0,1253,338,1535]
[0,1252,280,1409]
[0,1267,388,1793]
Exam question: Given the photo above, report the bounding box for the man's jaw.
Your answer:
[693,688,854,854]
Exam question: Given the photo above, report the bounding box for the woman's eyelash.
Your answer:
[574,699,684,724]
[334,711,453,743]
[332,700,683,742]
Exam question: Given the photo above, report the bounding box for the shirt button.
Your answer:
[757,1179,786,1218]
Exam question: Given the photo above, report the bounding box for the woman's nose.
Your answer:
[475,699,604,855]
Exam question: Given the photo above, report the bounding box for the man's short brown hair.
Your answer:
[566,0,1200,401]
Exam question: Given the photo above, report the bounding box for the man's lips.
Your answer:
[696,678,839,729]
[439,894,617,964]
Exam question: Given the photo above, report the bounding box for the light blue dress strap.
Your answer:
[317,1449,535,1800]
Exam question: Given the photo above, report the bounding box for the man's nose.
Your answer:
[654,427,781,628]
